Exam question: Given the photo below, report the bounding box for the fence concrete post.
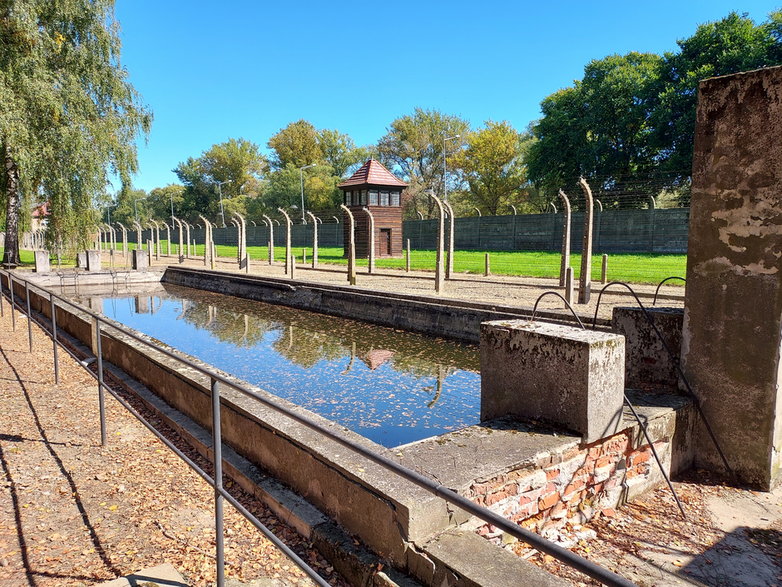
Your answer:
[362,207,375,274]
[406,239,411,272]
[277,208,292,275]
[557,190,571,287]
[564,266,574,304]
[262,215,274,265]
[577,177,594,304]
[306,211,318,268]
[601,254,608,284]
[427,193,446,293]
[443,200,455,280]
[484,252,490,277]
[340,204,356,285]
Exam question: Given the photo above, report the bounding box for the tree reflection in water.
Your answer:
[75,283,481,448]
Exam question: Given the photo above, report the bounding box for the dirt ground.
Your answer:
[0,307,345,586]
[517,471,782,586]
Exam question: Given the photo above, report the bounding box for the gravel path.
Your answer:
[0,306,345,586]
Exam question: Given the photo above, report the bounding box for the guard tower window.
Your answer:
[369,190,378,205]
[380,191,389,206]
[391,191,400,207]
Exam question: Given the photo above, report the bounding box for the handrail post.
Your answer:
[9,273,16,331]
[211,377,225,586]
[50,292,59,384]
[25,281,33,352]
[94,316,107,446]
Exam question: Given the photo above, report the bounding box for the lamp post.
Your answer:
[215,180,231,227]
[134,197,146,222]
[299,163,316,224]
[443,134,460,201]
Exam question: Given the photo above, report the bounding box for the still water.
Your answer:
[77,284,481,448]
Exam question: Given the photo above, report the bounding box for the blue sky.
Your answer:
[115,0,781,192]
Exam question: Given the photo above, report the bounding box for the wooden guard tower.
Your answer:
[338,159,407,258]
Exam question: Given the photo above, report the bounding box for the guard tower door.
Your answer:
[381,229,392,256]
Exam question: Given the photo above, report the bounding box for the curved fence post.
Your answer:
[262,215,274,265]
[362,207,375,274]
[429,193,446,293]
[340,204,356,285]
[277,209,292,275]
[443,200,455,280]
[557,190,572,287]
[578,177,594,304]
[306,211,318,268]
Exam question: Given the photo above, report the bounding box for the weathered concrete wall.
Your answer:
[480,320,624,442]
[682,66,782,490]
[612,307,683,392]
[161,267,602,344]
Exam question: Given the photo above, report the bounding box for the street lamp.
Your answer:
[299,163,316,224]
[134,196,147,221]
[215,180,232,227]
[443,134,461,201]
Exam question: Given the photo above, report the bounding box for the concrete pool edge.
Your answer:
[19,281,569,585]
[160,266,610,343]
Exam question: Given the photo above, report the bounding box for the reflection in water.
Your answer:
[73,284,481,448]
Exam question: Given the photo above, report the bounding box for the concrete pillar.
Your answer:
[406,239,411,272]
[681,66,782,489]
[131,249,148,271]
[480,320,624,443]
[484,253,490,277]
[444,200,455,280]
[277,208,292,275]
[601,254,608,284]
[564,266,574,304]
[306,211,318,268]
[34,250,50,273]
[429,193,445,294]
[362,207,375,274]
[577,177,594,304]
[340,204,356,285]
[86,250,101,272]
[263,215,274,265]
[76,252,87,268]
[557,190,571,287]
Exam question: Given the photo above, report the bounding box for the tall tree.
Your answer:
[377,108,470,216]
[651,11,782,175]
[526,52,663,204]
[173,138,265,222]
[318,129,370,178]
[0,0,151,264]
[267,120,322,170]
[455,121,529,215]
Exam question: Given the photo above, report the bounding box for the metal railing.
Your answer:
[0,268,636,587]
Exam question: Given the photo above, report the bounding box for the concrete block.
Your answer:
[76,251,87,268]
[481,320,624,443]
[131,249,148,271]
[34,250,50,273]
[612,306,683,391]
[85,250,101,271]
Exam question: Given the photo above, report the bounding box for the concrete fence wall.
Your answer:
[127,208,689,254]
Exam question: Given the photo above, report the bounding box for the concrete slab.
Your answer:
[97,563,187,586]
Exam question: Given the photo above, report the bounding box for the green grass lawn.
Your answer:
[6,243,686,285]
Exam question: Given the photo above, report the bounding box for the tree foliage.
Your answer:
[526,11,782,207]
[377,108,470,216]
[453,121,530,215]
[172,138,265,223]
[0,0,151,263]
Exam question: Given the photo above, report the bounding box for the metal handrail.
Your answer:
[0,269,636,587]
